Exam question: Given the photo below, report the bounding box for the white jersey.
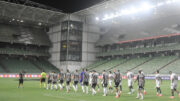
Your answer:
[171,73,178,84]
[89,72,93,84]
[127,72,134,86]
[109,73,113,86]
[155,74,161,87]
[170,73,178,89]
[109,73,114,81]
[127,72,134,81]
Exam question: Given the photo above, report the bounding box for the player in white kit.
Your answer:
[109,71,114,93]
[169,71,180,99]
[127,70,134,94]
[155,70,162,96]
[89,71,93,91]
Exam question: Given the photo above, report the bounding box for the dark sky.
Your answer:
[31,0,105,13]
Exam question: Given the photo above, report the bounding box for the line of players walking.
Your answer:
[40,69,180,100]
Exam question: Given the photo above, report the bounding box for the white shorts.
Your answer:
[128,80,133,87]
[156,81,160,88]
[109,80,113,87]
[89,79,92,85]
[119,81,122,86]
[171,83,177,89]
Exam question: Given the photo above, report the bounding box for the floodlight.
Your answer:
[140,2,154,11]
[95,17,99,21]
[157,2,165,6]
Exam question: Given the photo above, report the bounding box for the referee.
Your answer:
[18,71,24,88]
[40,70,46,88]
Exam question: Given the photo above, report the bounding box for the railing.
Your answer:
[0,73,179,80]
[97,43,180,57]
[0,48,50,57]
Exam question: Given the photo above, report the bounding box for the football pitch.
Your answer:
[0,78,180,101]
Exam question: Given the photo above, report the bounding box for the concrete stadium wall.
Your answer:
[47,15,101,71]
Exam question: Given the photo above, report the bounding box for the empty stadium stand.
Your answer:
[0,65,5,73]
[132,56,178,74]
[0,24,51,46]
[0,57,58,73]
[160,58,180,74]
[0,22,59,73]
[111,57,152,74]
[0,47,50,57]
[94,58,127,72]
[85,55,180,74]
[30,59,59,72]
[97,43,180,57]
[85,60,109,70]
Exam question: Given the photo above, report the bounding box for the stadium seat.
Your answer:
[31,59,59,72]
[0,58,41,73]
[161,58,180,74]
[0,24,51,46]
[0,65,5,73]
[94,58,126,72]
[132,56,177,74]
[97,43,180,57]
[110,57,151,74]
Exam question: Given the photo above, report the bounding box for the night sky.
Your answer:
[31,0,105,13]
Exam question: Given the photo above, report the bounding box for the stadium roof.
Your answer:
[30,0,105,13]
[0,0,66,26]
[73,0,128,16]
[71,0,180,46]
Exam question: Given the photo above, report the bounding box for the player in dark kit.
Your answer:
[135,70,145,100]
[73,69,79,92]
[102,70,108,96]
[82,69,89,94]
[92,70,98,95]
[18,71,24,88]
[58,69,64,91]
[65,69,71,93]
[51,71,58,90]
[46,71,53,90]
[113,69,122,98]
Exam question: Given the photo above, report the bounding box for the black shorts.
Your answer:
[48,80,52,84]
[66,81,70,85]
[41,78,46,83]
[19,79,23,84]
[53,81,57,84]
[83,82,89,86]
[92,83,97,89]
[103,83,108,87]
[74,81,78,85]
[59,80,63,84]
[114,82,120,88]
[138,86,144,90]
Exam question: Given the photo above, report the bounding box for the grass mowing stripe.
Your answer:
[0,78,180,101]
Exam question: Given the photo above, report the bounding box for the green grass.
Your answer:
[0,78,180,101]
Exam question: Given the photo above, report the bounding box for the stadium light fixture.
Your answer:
[95,17,99,21]
[140,2,155,11]
[20,20,24,23]
[38,22,42,26]
[96,0,180,21]
[156,2,165,7]
[128,7,139,14]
